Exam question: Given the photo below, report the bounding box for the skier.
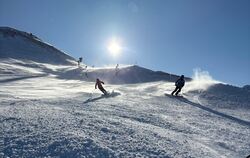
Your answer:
[77,57,83,67]
[95,78,107,95]
[115,64,119,76]
[171,75,185,96]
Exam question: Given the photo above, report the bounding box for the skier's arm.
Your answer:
[101,81,104,84]
[175,79,178,84]
[95,82,97,89]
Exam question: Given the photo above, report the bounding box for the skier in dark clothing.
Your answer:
[77,57,83,67]
[171,75,185,96]
[95,78,107,95]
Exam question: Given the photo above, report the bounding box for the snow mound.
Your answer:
[243,85,250,92]
[182,69,250,109]
[58,65,192,84]
[0,27,75,65]
[199,83,250,108]
[0,57,191,85]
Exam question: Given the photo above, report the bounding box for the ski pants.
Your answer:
[99,87,107,94]
[171,86,182,95]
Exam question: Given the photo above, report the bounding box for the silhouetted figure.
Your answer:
[85,72,88,78]
[95,78,107,95]
[171,75,185,96]
[115,64,119,76]
[85,69,88,78]
[79,57,83,62]
[77,57,83,67]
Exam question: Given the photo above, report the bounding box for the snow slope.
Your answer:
[1,60,250,158]
[56,65,192,84]
[0,58,191,85]
[0,27,75,65]
[1,27,250,157]
[0,27,191,84]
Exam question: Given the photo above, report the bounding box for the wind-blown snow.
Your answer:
[1,61,249,158]
[1,27,249,158]
[184,68,221,93]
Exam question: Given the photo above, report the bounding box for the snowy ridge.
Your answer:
[0,27,75,65]
[0,58,192,85]
[58,65,192,84]
[0,27,250,157]
[0,27,191,84]
[200,83,250,108]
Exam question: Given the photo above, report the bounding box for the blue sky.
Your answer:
[0,0,249,86]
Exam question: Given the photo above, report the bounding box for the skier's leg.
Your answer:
[103,87,108,94]
[102,89,108,95]
[99,87,107,95]
[175,87,182,96]
[171,87,178,95]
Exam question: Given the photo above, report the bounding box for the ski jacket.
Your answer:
[95,80,104,89]
[175,78,185,88]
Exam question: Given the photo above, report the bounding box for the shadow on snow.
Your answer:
[177,97,250,128]
[83,92,121,104]
[0,74,48,83]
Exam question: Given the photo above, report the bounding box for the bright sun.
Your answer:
[107,38,122,57]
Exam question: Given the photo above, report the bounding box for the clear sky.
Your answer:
[1,0,249,86]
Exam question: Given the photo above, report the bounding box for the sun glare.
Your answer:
[107,38,122,57]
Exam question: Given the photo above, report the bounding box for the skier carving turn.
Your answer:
[171,75,185,96]
[95,78,108,95]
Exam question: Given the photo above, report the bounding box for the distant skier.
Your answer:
[115,64,119,76]
[95,78,107,95]
[171,75,185,96]
[115,64,119,69]
[77,57,83,67]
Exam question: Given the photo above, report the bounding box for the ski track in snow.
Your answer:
[1,28,249,157]
[1,75,250,158]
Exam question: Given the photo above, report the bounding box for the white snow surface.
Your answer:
[0,27,76,65]
[0,59,250,158]
[0,27,249,157]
